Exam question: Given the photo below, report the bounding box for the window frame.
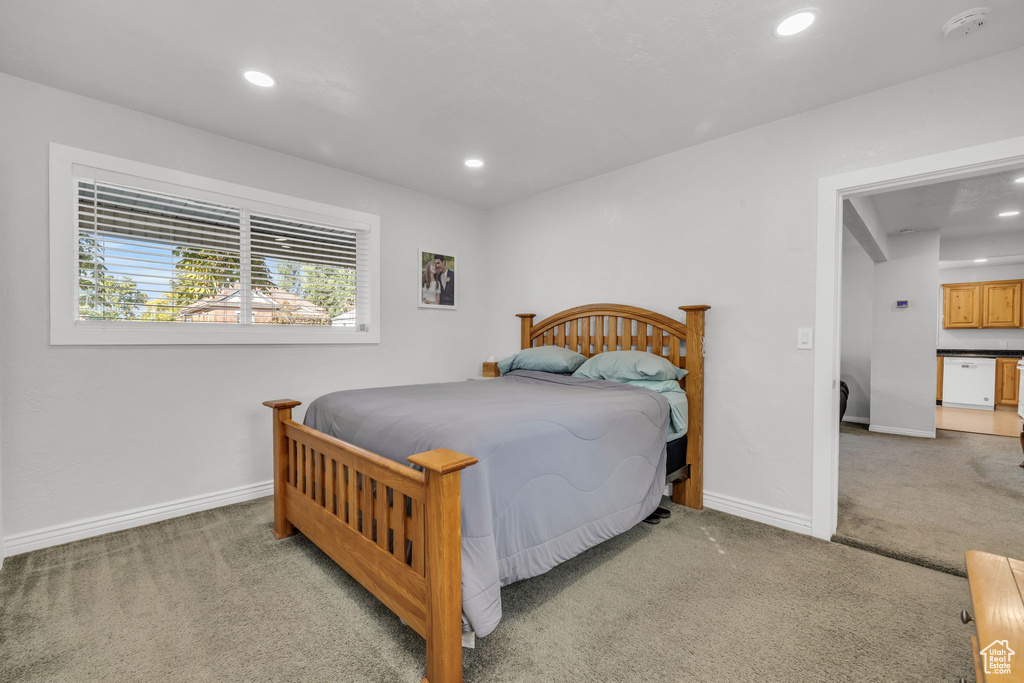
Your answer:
[49,143,381,345]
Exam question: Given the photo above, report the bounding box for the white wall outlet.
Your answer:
[797,327,813,350]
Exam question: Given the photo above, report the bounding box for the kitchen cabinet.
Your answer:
[937,356,943,401]
[996,357,1022,407]
[942,279,1024,329]
[942,283,982,328]
[982,281,1023,328]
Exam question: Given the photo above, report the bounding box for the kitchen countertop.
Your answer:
[937,349,1024,358]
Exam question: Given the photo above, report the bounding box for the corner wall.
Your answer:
[869,231,940,437]
[0,73,485,554]
[840,235,873,423]
[481,48,1024,524]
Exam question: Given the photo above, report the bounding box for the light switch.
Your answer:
[797,328,813,350]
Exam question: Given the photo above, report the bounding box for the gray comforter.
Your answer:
[303,370,670,637]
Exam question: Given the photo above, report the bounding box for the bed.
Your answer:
[263,303,709,683]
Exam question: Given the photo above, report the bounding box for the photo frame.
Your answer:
[418,249,457,309]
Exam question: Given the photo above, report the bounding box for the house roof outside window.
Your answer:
[176,287,333,325]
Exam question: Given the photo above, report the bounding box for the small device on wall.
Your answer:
[896,300,909,309]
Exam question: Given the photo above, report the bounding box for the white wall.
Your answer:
[5,48,1024,551]
[0,257,4,568]
[482,48,1024,524]
[869,231,940,436]
[939,263,1024,350]
[840,232,873,423]
[941,232,1024,262]
[0,73,485,551]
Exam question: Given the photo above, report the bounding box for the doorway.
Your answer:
[811,134,1024,541]
[831,165,1024,573]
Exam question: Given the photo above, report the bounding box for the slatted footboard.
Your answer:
[263,400,477,683]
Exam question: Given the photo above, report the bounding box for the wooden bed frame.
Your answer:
[264,303,708,683]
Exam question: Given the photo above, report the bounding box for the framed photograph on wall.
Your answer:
[418,249,457,309]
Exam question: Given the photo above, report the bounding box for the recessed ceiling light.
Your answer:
[465,159,484,168]
[275,237,288,242]
[243,70,276,88]
[999,210,1021,217]
[974,258,989,263]
[774,10,817,37]
[1015,176,1024,184]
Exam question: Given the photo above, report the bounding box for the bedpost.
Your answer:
[675,306,710,510]
[515,313,536,350]
[407,448,478,683]
[263,399,302,539]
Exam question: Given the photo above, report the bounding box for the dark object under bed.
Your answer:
[667,435,688,480]
[646,435,689,524]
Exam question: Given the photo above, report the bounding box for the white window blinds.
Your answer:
[75,178,369,330]
[250,213,369,328]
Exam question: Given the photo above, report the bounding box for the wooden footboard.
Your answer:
[263,400,477,683]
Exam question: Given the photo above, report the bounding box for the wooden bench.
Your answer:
[962,550,1024,682]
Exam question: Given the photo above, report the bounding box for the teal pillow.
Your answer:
[622,379,685,393]
[497,346,588,375]
[624,379,689,435]
[572,350,687,382]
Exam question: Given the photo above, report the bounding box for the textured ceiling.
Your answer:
[2,0,1024,208]
[870,167,1024,239]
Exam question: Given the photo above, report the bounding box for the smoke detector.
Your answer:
[942,7,991,38]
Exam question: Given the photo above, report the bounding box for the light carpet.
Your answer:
[1,497,973,682]
[836,422,1024,576]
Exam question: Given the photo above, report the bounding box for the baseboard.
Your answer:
[702,490,812,535]
[3,480,272,558]
[868,424,936,438]
[842,415,870,425]
[941,402,995,412]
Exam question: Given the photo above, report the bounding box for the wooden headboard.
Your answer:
[513,303,710,509]
[515,303,707,373]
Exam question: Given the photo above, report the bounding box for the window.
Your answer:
[50,144,380,344]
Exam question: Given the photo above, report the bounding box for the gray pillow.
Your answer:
[497,346,588,375]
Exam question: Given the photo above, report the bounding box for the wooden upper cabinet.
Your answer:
[995,357,1021,406]
[981,281,1023,328]
[942,283,982,328]
[941,279,1024,329]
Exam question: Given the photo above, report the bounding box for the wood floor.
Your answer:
[935,405,1021,437]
